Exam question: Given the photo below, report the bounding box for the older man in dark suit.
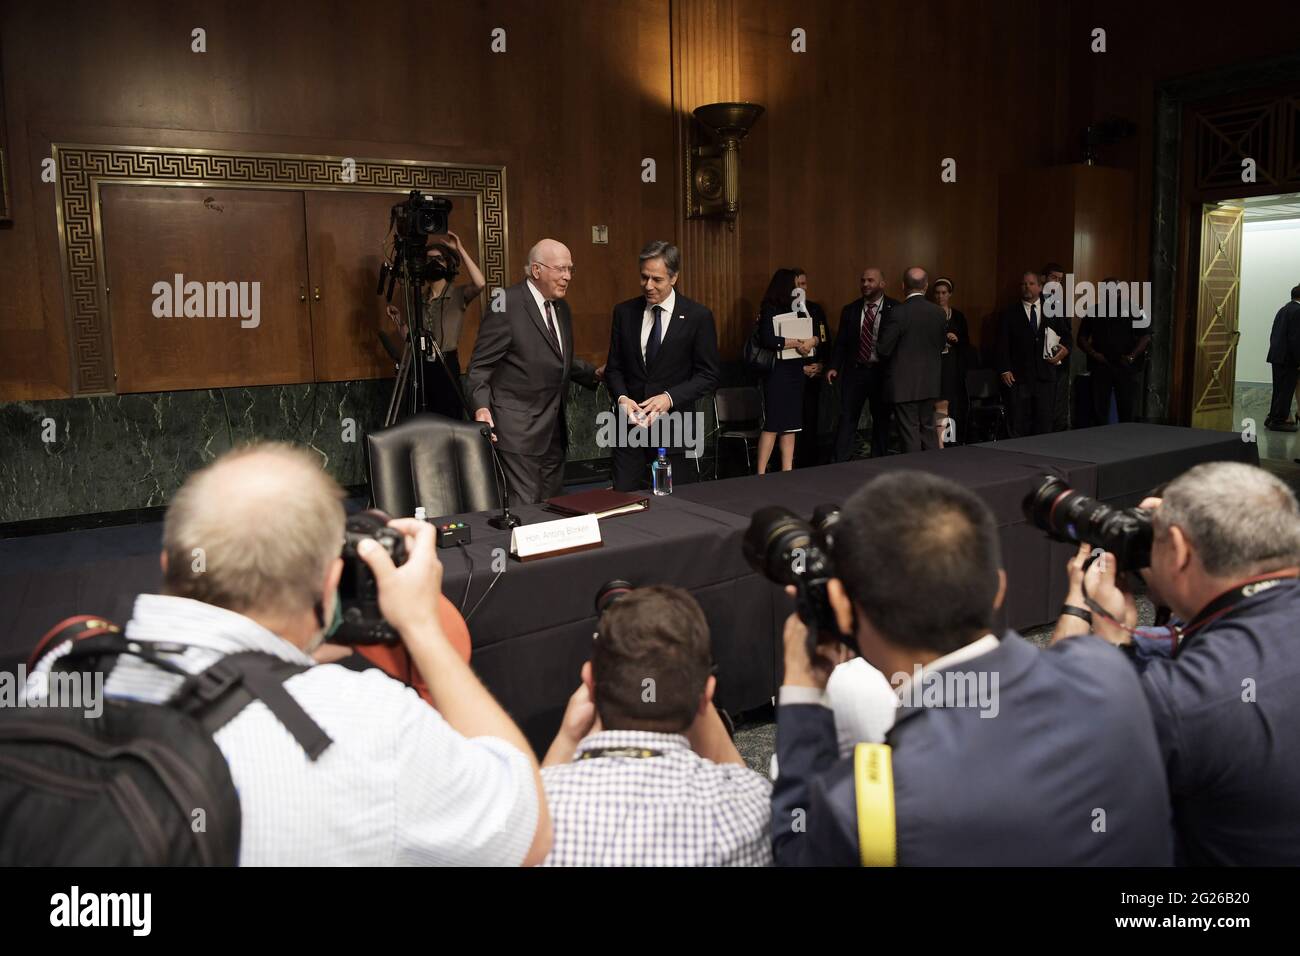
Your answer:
[1265,283,1300,431]
[603,240,721,491]
[467,238,597,504]
[877,267,946,453]
[827,267,899,461]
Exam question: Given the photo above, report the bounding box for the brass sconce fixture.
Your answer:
[686,102,764,224]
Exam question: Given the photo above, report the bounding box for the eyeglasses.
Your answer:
[534,262,576,277]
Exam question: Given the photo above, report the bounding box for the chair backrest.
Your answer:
[965,368,1002,402]
[367,413,502,518]
[714,386,762,429]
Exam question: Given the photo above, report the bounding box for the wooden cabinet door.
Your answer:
[305,190,409,382]
[101,185,314,392]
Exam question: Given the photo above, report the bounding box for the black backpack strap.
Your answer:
[171,652,333,761]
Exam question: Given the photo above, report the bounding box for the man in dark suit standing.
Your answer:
[827,267,899,461]
[467,238,597,504]
[995,270,1072,437]
[604,240,721,491]
[877,268,946,452]
[1265,283,1300,432]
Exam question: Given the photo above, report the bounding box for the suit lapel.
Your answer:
[651,295,691,370]
[522,284,562,360]
[630,298,649,377]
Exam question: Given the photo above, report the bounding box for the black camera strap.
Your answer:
[1171,571,1299,654]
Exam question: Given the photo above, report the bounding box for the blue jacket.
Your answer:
[1138,578,1300,865]
[772,632,1173,866]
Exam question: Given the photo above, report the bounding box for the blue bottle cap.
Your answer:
[658,447,667,455]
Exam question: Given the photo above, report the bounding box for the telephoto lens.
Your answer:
[743,505,855,653]
[1022,476,1153,570]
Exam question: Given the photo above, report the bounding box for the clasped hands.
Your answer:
[619,393,672,427]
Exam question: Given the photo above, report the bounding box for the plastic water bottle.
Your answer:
[651,448,673,496]
[414,507,427,521]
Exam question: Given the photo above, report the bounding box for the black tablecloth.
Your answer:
[434,495,783,752]
[673,446,1098,634]
[975,423,1260,504]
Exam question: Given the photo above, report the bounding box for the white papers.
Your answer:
[774,312,813,360]
[1043,325,1061,360]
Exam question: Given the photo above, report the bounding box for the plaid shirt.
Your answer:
[540,729,773,866]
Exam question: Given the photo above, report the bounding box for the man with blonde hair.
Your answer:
[75,442,551,865]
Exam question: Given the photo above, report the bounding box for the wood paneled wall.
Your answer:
[11,1,1281,402]
[0,0,675,399]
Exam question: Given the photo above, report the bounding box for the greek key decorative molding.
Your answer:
[53,144,508,395]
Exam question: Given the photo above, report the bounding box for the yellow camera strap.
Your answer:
[853,742,897,867]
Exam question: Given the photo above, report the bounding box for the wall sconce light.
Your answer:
[686,102,764,224]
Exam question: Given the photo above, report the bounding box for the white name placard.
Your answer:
[509,513,602,561]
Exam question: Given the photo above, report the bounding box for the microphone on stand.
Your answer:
[482,425,523,530]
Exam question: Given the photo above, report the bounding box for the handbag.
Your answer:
[744,319,776,374]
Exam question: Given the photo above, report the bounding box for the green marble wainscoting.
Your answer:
[0,380,391,525]
[0,378,724,526]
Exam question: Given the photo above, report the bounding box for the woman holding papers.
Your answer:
[930,277,970,447]
[755,268,817,474]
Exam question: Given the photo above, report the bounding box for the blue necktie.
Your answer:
[646,305,663,365]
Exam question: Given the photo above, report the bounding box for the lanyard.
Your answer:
[576,747,663,761]
[1172,572,1299,655]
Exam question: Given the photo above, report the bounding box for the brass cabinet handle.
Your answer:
[299,285,307,303]
[313,286,322,301]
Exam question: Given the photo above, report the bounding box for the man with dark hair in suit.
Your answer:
[1041,262,1072,431]
[1265,283,1300,432]
[603,240,721,491]
[467,238,598,504]
[827,267,899,460]
[877,267,946,452]
[995,270,1072,437]
[771,470,1172,866]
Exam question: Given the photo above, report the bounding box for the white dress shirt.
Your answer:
[35,593,539,867]
[1022,297,1042,330]
[640,289,676,361]
[526,278,562,352]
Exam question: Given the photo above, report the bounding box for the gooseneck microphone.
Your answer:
[482,424,523,530]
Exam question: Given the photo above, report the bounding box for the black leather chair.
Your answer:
[367,413,502,518]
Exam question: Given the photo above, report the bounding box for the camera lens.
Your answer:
[743,507,815,586]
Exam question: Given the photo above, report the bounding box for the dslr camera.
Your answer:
[332,509,408,645]
[1022,475,1153,571]
[743,505,856,654]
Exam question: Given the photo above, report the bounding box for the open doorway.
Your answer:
[1233,193,1300,463]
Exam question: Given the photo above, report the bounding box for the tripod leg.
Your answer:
[385,347,413,428]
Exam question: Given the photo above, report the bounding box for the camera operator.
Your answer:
[27,443,550,865]
[771,471,1172,866]
[540,586,772,866]
[385,230,486,420]
[1051,461,1300,865]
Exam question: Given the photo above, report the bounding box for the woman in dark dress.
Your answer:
[756,268,817,474]
[792,267,833,468]
[931,276,969,448]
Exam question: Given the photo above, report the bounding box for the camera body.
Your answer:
[393,189,451,240]
[743,505,856,654]
[1023,475,1153,571]
[333,509,407,645]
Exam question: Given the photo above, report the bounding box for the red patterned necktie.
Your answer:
[857,301,878,364]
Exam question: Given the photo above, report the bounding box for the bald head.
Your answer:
[162,443,345,621]
[903,267,928,293]
[526,238,574,300]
